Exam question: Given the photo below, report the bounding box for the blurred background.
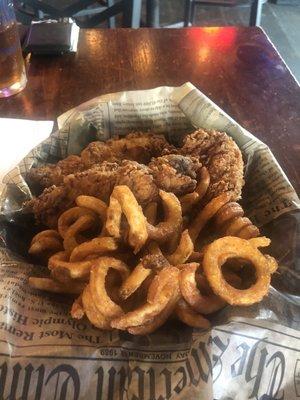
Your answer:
[14,0,300,81]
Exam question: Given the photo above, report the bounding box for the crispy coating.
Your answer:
[28,185,71,228]
[149,154,202,196]
[28,155,85,187]
[29,132,174,189]
[63,162,119,203]
[115,160,159,206]
[81,132,175,167]
[181,129,244,201]
[28,162,119,227]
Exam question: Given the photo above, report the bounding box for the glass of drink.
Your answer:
[0,0,27,98]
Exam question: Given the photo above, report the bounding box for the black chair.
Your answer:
[184,0,266,27]
[15,0,142,28]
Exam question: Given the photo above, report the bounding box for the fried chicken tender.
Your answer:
[81,132,175,166]
[148,154,202,196]
[29,132,175,189]
[28,155,85,187]
[181,129,244,201]
[28,162,119,227]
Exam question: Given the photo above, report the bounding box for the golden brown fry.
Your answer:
[175,299,210,329]
[224,217,252,236]
[31,229,61,243]
[238,224,260,239]
[214,202,244,230]
[69,237,119,262]
[105,185,148,253]
[128,294,179,335]
[248,236,271,248]
[119,262,151,300]
[147,190,182,243]
[82,285,111,330]
[195,167,210,198]
[29,230,63,257]
[71,295,84,319]
[75,195,107,221]
[203,236,278,306]
[48,251,94,280]
[58,207,97,238]
[188,192,232,242]
[144,202,158,225]
[180,167,210,214]
[214,201,260,239]
[166,230,194,265]
[179,263,226,314]
[89,257,130,318]
[29,238,63,256]
[119,254,169,300]
[105,197,122,238]
[180,192,200,214]
[63,214,97,251]
[28,277,85,294]
[111,267,180,330]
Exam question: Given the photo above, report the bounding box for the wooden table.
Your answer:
[0,27,299,194]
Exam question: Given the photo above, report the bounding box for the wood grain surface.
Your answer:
[0,27,299,194]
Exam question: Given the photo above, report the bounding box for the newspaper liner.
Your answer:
[0,82,299,399]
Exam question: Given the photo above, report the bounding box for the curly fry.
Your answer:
[175,299,210,329]
[147,190,182,243]
[214,202,244,229]
[63,214,97,251]
[195,167,210,198]
[111,267,180,331]
[75,195,107,221]
[166,230,194,265]
[188,192,232,242]
[180,167,210,214]
[224,217,253,236]
[28,277,84,294]
[82,285,111,330]
[58,207,97,237]
[119,254,169,300]
[105,186,148,253]
[71,295,84,319]
[69,237,119,262]
[48,251,93,280]
[248,236,271,248]
[179,263,226,314]
[128,294,179,335]
[119,262,151,301]
[89,257,130,318]
[58,207,99,251]
[180,192,200,214]
[29,230,63,257]
[238,224,260,239]
[203,236,278,306]
[31,229,61,243]
[105,197,122,238]
[214,202,260,239]
[144,202,158,225]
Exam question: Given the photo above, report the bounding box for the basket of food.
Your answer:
[0,83,299,399]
